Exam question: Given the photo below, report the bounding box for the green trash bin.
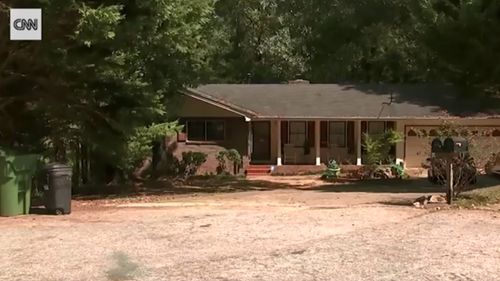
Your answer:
[0,151,40,217]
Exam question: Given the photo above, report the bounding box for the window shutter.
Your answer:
[346,121,355,153]
[281,121,288,144]
[361,121,367,153]
[361,121,367,136]
[320,121,328,148]
[308,121,315,147]
[386,121,396,159]
[386,121,395,131]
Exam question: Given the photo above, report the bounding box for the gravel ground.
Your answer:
[0,189,499,281]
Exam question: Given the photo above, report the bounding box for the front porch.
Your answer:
[249,119,404,167]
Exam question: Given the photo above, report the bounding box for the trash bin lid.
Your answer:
[44,163,72,176]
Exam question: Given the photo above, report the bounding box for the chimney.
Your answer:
[288,79,310,84]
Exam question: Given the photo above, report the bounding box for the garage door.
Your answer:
[404,126,500,168]
[404,126,437,168]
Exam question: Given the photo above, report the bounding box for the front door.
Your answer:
[252,121,271,162]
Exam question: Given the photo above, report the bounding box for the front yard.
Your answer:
[1,174,500,281]
[1,187,500,281]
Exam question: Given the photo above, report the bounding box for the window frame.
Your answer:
[288,121,307,147]
[328,121,347,148]
[186,119,226,143]
[367,121,386,135]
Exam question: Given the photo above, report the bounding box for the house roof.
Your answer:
[186,84,500,119]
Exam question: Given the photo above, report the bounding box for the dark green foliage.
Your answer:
[216,151,228,175]
[216,149,243,175]
[321,160,341,181]
[2,0,499,188]
[1,0,214,184]
[390,163,407,179]
[179,152,208,178]
[363,130,403,165]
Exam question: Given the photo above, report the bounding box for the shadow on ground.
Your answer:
[308,175,500,194]
[72,176,295,201]
[72,174,500,202]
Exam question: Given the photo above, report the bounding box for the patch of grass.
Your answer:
[454,185,500,208]
[106,251,140,281]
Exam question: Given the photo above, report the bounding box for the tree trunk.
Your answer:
[133,157,152,180]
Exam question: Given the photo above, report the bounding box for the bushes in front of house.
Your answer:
[216,149,243,175]
[361,130,407,179]
[161,150,208,179]
[178,151,208,178]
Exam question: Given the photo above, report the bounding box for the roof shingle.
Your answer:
[188,84,500,119]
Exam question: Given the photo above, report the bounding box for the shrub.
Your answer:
[122,122,182,177]
[226,149,242,174]
[215,151,227,174]
[390,163,407,179]
[321,160,341,181]
[363,130,403,165]
[178,151,207,178]
[216,149,242,175]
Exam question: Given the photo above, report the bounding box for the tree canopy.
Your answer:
[1,0,499,183]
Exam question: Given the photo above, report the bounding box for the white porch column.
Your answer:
[395,120,405,167]
[355,120,362,165]
[247,120,253,162]
[315,120,321,166]
[276,120,282,166]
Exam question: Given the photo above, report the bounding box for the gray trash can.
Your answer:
[43,163,72,215]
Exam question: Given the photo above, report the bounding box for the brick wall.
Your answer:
[173,117,250,174]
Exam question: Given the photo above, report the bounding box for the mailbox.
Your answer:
[442,137,468,153]
[431,138,443,153]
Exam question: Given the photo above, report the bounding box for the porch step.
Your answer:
[246,165,271,176]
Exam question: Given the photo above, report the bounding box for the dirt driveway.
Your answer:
[1,182,500,281]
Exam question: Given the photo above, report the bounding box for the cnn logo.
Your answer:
[10,9,42,40]
[13,18,38,31]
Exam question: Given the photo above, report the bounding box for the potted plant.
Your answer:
[321,160,341,181]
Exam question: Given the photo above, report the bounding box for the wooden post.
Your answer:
[447,162,454,204]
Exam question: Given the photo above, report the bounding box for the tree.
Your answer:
[292,0,438,83]
[1,0,215,182]
[209,0,306,83]
[419,0,500,96]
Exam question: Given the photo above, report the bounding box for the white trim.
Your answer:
[277,120,282,166]
[355,120,362,165]
[315,120,321,166]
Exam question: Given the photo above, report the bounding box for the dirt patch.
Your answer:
[1,199,499,281]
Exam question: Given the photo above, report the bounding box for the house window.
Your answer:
[186,120,225,141]
[206,121,225,140]
[329,121,346,147]
[368,121,386,135]
[289,121,306,146]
